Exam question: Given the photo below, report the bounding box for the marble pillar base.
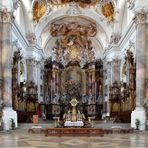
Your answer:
[131,107,146,130]
[102,112,110,119]
[2,107,17,130]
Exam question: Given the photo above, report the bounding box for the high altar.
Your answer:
[42,21,104,120]
[11,19,104,122]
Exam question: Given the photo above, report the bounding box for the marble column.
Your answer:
[57,71,59,95]
[17,57,21,84]
[0,17,3,105]
[131,11,147,130]
[52,70,56,100]
[106,62,112,116]
[26,58,35,83]
[0,10,17,130]
[88,72,92,97]
[92,70,95,103]
[56,71,58,95]
[112,59,120,83]
[12,51,21,110]
[36,61,41,102]
[1,11,13,107]
[146,19,148,103]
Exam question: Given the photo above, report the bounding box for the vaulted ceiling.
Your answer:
[31,0,117,59]
[15,0,130,60]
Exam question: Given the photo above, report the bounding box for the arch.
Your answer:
[35,8,112,40]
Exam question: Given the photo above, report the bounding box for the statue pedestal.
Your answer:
[131,107,146,130]
[2,107,17,130]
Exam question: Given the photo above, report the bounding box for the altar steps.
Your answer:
[94,122,131,129]
[18,120,131,129]
[18,123,54,129]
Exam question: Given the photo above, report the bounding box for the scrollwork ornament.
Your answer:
[133,11,147,25]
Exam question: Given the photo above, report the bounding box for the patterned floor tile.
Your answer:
[0,130,148,148]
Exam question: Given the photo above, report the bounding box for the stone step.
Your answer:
[18,123,54,129]
[18,120,131,129]
[94,123,131,129]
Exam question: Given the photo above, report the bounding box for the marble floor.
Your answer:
[0,129,148,148]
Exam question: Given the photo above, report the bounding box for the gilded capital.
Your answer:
[0,8,14,23]
[133,11,147,25]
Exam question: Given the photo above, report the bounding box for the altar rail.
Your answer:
[44,128,104,137]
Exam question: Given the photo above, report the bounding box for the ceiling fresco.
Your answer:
[48,21,97,66]
[48,0,98,6]
[33,0,115,23]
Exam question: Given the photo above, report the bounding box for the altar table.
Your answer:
[64,121,84,127]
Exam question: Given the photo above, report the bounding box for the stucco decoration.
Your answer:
[50,22,96,67]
